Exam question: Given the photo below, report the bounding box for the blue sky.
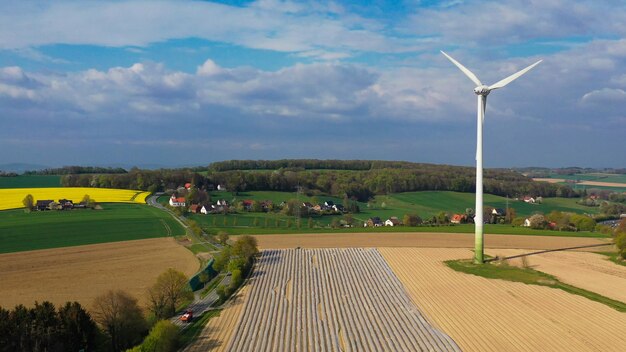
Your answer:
[0,0,625,168]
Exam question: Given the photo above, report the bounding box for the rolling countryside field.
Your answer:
[0,238,199,312]
[178,190,606,237]
[380,248,626,352]
[0,187,150,210]
[0,203,185,253]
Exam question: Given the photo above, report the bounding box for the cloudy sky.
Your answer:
[1,0,624,169]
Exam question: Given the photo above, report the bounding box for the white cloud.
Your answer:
[403,0,626,46]
[581,88,626,104]
[0,1,420,56]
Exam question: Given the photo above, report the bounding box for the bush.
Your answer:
[127,320,179,352]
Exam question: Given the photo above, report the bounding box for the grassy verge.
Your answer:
[199,223,609,238]
[178,309,222,348]
[445,259,626,312]
[201,273,225,298]
[596,251,626,267]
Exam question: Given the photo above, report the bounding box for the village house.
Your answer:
[36,200,54,211]
[522,196,535,203]
[384,217,401,226]
[169,195,186,207]
[217,184,227,191]
[523,218,531,227]
[260,200,272,212]
[450,214,466,224]
[217,199,228,207]
[188,204,200,213]
[365,217,383,227]
[58,199,74,210]
[200,205,212,214]
[184,182,192,190]
[332,204,344,213]
[242,200,253,211]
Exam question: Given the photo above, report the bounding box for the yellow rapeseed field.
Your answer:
[0,187,150,210]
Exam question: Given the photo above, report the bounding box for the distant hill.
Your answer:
[0,163,51,174]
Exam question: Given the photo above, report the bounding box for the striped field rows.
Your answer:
[224,248,460,352]
[380,248,626,352]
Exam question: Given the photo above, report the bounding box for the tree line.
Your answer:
[0,268,193,352]
[60,162,577,201]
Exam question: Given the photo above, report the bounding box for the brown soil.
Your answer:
[380,248,626,352]
[495,249,626,303]
[238,232,610,251]
[534,178,626,188]
[0,238,199,312]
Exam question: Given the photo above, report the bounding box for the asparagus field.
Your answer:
[224,248,460,352]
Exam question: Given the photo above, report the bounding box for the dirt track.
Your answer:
[380,248,626,352]
[496,249,626,303]
[241,232,611,251]
[0,238,199,311]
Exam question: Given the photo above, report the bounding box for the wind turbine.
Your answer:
[441,51,541,264]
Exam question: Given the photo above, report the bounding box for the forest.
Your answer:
[59,160,577,201]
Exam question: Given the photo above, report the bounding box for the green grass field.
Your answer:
[0,203,185,254]
[355,191,600,220]
[0,175,61,188]
[559,183,626,192]
[168,190,609,237]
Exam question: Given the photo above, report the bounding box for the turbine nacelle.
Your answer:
[473,85,491,96]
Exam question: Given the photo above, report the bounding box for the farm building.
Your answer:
[450,214,467,224]
[169,195,186,207]
[35,200,54,211]
[365,217,383,227]
[385,217,401,226]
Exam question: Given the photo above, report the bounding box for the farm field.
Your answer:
[0,187,150,210]
[0,203,185,253]
[0,175,61,188]
[222,248,460,351]
[538,173,626,184]
[235,232,611,251]
[0,238,199,312]
[380,248,626,352]
[182,190,606,236]
[495,249,626,303]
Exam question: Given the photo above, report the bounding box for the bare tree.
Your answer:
[92,290,146,352]
[147,269,193,319]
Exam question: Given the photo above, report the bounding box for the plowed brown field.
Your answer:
[380,248,626,352]
[495,249,626,303]
[243,232,610,251]
[184,287,249,352]
[533,178,626,188]
[0,238,199,311]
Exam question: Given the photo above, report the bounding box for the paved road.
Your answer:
[171,274,232,328]
[148,193,230,328]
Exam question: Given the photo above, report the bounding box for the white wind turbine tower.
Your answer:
[441,51,541,264]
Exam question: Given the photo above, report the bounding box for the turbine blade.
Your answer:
[441,51,482,86]
[488,60,542,90]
